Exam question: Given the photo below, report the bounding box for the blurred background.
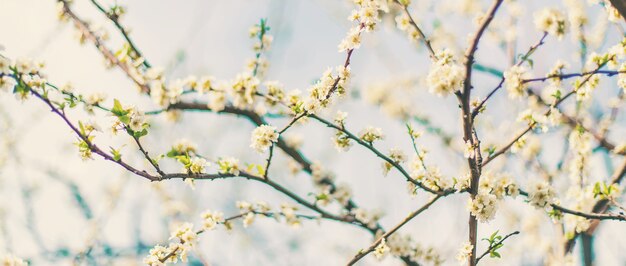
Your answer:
[0,0,625,265]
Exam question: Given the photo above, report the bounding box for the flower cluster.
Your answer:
[302,66,351,113]
[534,8,568,39]
[217,157,241,176]
[84,92,106,113]
[478,172,519,199]
[374,238,390,259]
[503,65,530,99]
[57,3,158,95]
[332,111,352,151]
[230,73,260,109]
[249,22,272,52]
[527,181,557,210]
[338,27,363,52]
[186,157,207,174]
[426,49,464,97]
[170,222,197,245]
[516,107,550,132]
[467,192,498,222]
[279,203,302,227]
[250,125,279,153]
[263,81,285,106]
[143,198,313,266]
[382,148,406,176]
[395,13,423,45]
[455,242,473,264]
[236,201,261,228]
[339,0,384,51]
[144,222,199,265]
[359,126,384,143]
[409,159,452,192]
[385,233,444,265]
[110,99,149,135]
[465,172,521,222]
[201,210,225,231]
[0,57,46,99]
[236,200,303,228]
[509,135,541,160]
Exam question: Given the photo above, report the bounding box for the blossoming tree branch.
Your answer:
[1,0,626,265]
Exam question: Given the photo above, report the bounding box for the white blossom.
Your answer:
[359,126,384,143]
[534,8,567,39]
[374,238,390,260]
[201,210,225,230]
[426,49,464,97]
[217,157,240,176]
[187,157,207,174]
[527,181,556,210]
[455,242,473,264]
[503,65,530,99]
[467,192,498,222]
[250,125,279,153]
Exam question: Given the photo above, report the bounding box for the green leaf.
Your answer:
[111,99,129,117]
[256,164,265,176]
[120,115,131,125]
[133,128,148,138]
[110,147,122,161]
[490,230,499,242]
[13,81,27,95]
[593,182,602,198]
[166,149,180,158]
[316,193,329,201]
[65,96,77,108]
[551,89,562,100]
[175,155,190,165]
[78,121,86,136]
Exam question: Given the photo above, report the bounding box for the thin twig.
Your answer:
[89,0,151,68]
[482,58,613,167]
[392,0,436,59]
[310,114,450,195]
[346,195,442,265]
[471,32,548,119]
[263,144,274,179]
[129,130,166,176]
[475,231,520,264]
[523,69,626,84]
[58,0,150,94]
[527,89,623,155]
[159,210,330,262]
